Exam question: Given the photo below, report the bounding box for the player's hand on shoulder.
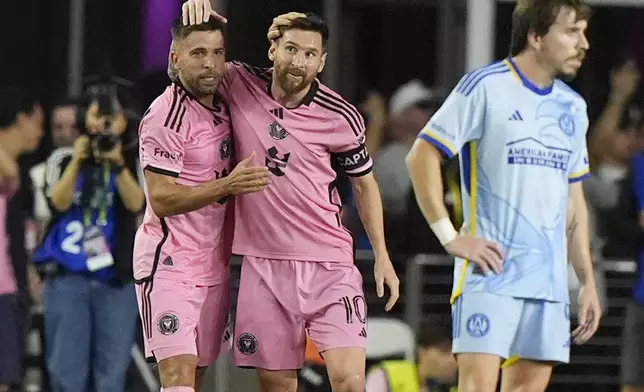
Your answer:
[444,234,504,276]
[182,0,227,26]
[226,152,271,195]
[72,135,90,163]
[267,12,307,42]
[572,284,602,345]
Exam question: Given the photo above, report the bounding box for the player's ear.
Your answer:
[170,51,180,69]
[527,30,542,51]
[317,52,328,73]
[268,42,277,61]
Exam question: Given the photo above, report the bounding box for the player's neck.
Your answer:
[512,53,555,89]
[0,129,23,159]
[270,80,312,109]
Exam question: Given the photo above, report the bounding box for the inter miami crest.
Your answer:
[157,313,180,335]
[268,120,288,140]
[236,332,259,355]
[220,137,231,161]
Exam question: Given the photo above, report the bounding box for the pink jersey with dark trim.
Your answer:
[133,84,234,285]
[219,62,372,263]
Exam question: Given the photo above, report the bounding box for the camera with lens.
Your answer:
[92,131,119,153]
[80,82,123,155]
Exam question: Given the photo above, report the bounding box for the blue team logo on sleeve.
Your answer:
[536,97,577,137]
[466,313,490,338]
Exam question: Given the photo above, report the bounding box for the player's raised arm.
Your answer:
[181,0,227,25]
[405,78,503,275]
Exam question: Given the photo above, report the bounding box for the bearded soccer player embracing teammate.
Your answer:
[135,2,400,392]
[134,19,270,392]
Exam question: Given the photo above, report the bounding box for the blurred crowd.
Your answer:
[2,47,644,392]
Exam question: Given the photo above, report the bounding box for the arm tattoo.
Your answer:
[567,214,578,241]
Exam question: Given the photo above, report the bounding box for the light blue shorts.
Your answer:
[452,292,570,364]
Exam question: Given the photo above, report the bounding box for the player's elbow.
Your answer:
[148,189,172,218]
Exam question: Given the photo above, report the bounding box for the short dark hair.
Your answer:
[171,18,225,42]
[416,321,452,350]
[279,13,329,47]
[0,88,39,128]
[509,0,591,56]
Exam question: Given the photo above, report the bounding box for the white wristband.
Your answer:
[430,217,458,246]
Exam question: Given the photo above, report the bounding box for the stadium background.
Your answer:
[5,0,644,391]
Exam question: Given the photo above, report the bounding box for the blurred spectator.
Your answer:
[374,80,443,220]
[587,59,640,209]
[30,99,80,240]
[32,91,143,392]
[365,321,457,392]
[360,91,387,156]
[347,80,445,251]
[0,89,44,392]
[50,99,81,149]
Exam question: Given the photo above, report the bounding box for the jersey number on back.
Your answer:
[265,146,291,177]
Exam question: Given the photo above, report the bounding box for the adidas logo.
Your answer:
[162,256,173,266]
[359,328,367,338]
[508,110,523,121]
[269,107,284,120]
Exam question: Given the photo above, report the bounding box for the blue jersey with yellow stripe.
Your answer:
[419,58,590,304]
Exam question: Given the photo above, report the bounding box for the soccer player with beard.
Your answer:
[133,19,270,392]
[406,1,602,391]
[180,3,400,392]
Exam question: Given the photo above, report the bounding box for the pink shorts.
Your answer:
[233,256,367,370]
[135,277,230,367]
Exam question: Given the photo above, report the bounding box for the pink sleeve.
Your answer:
[219,61,249,101]
[219,61,271,101]
[330,113,373,177]
[365,368,389,392]
[140,124,186,177]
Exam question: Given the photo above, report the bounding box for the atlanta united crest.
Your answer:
[466,313,490,338]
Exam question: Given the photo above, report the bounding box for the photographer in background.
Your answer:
[32,86,144,392]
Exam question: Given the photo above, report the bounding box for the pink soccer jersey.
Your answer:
[133,83,234,285]
[219,62,372,263]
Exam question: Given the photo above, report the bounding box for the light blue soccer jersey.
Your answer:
[420,58,590,304]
